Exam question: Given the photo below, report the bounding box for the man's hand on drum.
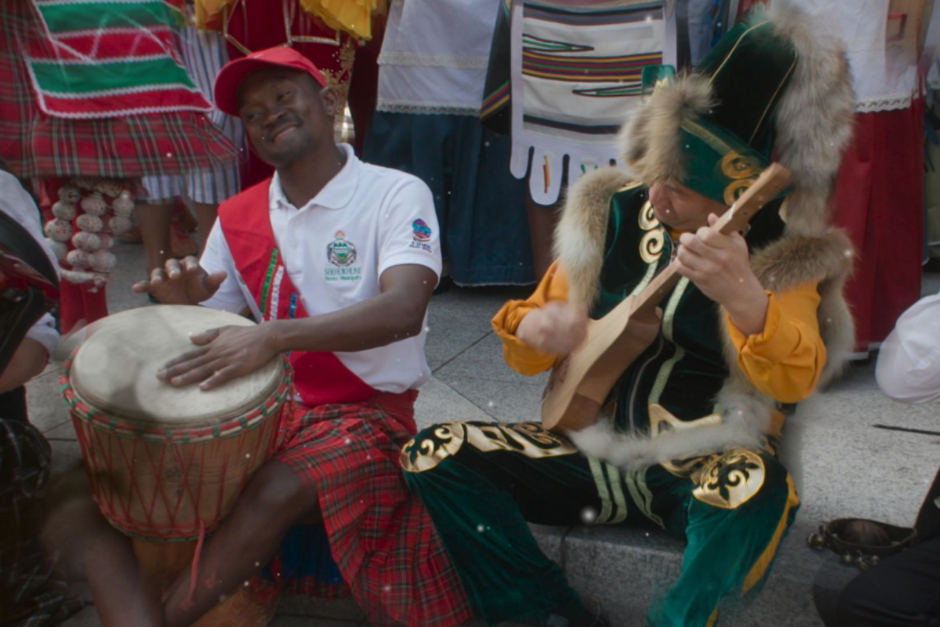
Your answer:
[132,256,227,305]
[157,324,278,390]
[516,300,588,356]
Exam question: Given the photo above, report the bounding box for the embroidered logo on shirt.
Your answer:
[327,231,357,267]
[410,219,433,252]
[325,230,361,282]
[412,219,431,242]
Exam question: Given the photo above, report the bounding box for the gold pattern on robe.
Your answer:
[646,404,767,509]
[648,403,722,480]
[638,201,666,264]
[400,422,577,473]
[638,200,660,229]
[693,449,766,510]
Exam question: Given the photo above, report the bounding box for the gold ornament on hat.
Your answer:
[720,152,761,179]
[221,0,340,56]
[720,151,761,205]
[723,178,757,206]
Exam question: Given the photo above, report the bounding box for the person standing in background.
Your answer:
[492,0,677,277]
[138,0,245,281]
[783,0,935,358]
[0,0,239,333]
[364,0,533,288]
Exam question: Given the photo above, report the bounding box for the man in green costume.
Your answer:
[400,3,858,626]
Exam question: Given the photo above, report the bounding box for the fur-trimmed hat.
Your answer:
[621,1,854,235]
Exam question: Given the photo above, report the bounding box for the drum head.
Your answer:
[70,305,283,426]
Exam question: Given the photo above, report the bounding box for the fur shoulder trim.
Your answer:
[753,1,855,235]
[619,73,713,185]
[554,167,634,306]
[748,227,855,385]
[569,419,763,471]
[570,375,774,471]
[751,227,854,292]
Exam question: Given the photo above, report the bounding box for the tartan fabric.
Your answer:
[25,0,214,119]
[0,419,84,626]
[0,0,239,180]
[273,392,473,627]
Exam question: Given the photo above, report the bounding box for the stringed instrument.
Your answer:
[541,163,792,432]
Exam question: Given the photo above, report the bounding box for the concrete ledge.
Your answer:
[533,522,832,627]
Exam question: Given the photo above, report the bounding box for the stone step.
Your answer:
[278,520,840,626]
[539,522,831,627]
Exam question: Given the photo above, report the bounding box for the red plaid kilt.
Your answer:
[273,391,472,627]
[0,0,239,180]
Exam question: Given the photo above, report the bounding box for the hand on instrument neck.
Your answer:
[674,213,769,336]
[131,255,227,305]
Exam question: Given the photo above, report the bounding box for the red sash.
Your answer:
[216,179,378,407]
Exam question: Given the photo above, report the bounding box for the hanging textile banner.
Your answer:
[25,0,213,119]
[509,0,668,205]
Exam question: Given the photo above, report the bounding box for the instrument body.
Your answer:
[541,164,792,432]
[62,305,290,625]
[0,209,59,372]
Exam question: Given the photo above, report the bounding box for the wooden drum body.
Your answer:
[60,305,291,625]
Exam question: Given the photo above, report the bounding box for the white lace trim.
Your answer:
[377,51,489,69]
[376,100,479,116]
[855,93,914,113]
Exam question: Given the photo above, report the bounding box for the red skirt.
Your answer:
[270,391,472,627]
[831,102,925,355]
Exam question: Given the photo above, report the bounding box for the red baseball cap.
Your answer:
[213,46,327,117]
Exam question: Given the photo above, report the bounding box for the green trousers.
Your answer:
[401,422,799,627]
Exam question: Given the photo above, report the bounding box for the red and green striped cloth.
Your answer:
[26,0,213,119]
[0,0,238,180]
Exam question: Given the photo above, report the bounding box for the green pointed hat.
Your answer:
[622,2,854,230]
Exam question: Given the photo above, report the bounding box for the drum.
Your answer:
[60,304,291,625]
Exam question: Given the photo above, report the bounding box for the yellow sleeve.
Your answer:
[726,281,826,403]
[491,260,570,376]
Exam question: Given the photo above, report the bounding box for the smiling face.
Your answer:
[236,67,338,169]
[647,180,729,231]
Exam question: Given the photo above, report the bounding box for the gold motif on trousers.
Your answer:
[648,403,766,509]
[400,422,577,473]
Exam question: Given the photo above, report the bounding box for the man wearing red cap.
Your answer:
[126,47,473,626]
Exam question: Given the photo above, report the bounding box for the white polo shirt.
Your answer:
[200,144,441,393]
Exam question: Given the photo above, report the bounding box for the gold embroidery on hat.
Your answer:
[723,178,756,206]
[720,152,761,179]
